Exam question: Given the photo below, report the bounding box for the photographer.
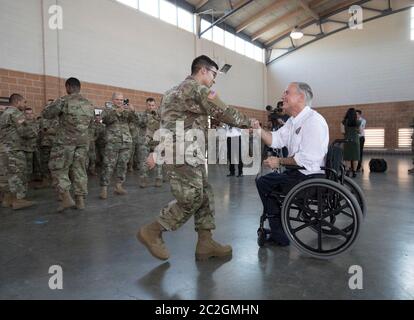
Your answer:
[265,102,289,158]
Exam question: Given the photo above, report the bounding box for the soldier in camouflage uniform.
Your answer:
[409,117,414,174]
[37,113,59,188]
[127,115,139,172]
[87,116,98,176]
[137,55,252,261]
[99,93,134,199]
[94,115,106,168]
[42,78,94,212]
[0,105,10,207]
[0,94,38,210]
[22,107,40,185]
[138,98,163,188]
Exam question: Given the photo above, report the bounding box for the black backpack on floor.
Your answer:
[369,159,387,173]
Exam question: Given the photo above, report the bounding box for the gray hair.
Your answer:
[112,92,123,100]
[293,82,313,106]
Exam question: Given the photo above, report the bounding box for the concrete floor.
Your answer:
[0,155,413,300]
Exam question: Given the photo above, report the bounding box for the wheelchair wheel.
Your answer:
[343,176,366,218]
[281,179,363,259]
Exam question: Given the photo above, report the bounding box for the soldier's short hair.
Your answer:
[9,93,24,105]
[146,97,155,103]
[191,55,219,76]
[65,77,81,92]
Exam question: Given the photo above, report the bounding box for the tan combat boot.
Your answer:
[1,193,13,208]
[114,182,127,195]
[139,177,148,188]
[155,178,162,188]
[57,191,75,212]
[195,230,232,261]
[99,186,108,200]
[75,196,85,210]
[137,221,170,260]
[12,197,35,210]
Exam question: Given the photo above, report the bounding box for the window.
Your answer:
[365,128,385,148]
[139,0,159,18]
[117,0,138,9]
[245,41,255,59]
[411,7,414,40]
[201,19,212,40]
[254,46,264,63]
[178,7,193,33]
[235,37,245,55]
[212,26,224,46]
[159,0,177,26]
[224,31,235,51]
[398,128,414,148]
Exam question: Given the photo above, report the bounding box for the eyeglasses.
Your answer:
[206,68,218,79]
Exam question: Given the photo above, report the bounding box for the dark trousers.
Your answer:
[255,170,308,245]
[227,136,243,175]
[357,136,365,170]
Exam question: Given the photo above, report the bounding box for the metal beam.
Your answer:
[235,0,289,33]
[199,0,254,37]
[251,8,303,41]
[267,4,411,65]
[196,0,209,11]
[361,6,385,13]
[298,0,319,20]
[265,0,372,48]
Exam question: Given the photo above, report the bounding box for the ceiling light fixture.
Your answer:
[290,26,304,40]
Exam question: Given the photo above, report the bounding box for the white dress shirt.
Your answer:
[359,117,366,137]
[270,106,329,175]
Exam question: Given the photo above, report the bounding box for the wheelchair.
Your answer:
[257,140,366,259]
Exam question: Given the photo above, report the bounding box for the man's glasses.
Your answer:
[206,68,218,79]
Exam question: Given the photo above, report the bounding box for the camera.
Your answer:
[123,98,130,106]
[266,101,285,130]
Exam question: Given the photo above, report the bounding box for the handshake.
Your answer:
[249,118,262,130]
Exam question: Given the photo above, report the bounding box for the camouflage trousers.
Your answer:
[49,145,89,196]
[24,151,33,182]
[87,142,96,171]
[0,152,10,193]
[39,146,52,180]
[158,164,215,231]
[139,143,162,179]
[5,150,28,199]
[128,140,141,170]
[100,143,131,186]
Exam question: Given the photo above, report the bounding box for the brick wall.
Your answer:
[315,101,414,150]
[0,68,268,124]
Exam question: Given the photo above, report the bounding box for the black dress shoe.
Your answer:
[227,173,235,177]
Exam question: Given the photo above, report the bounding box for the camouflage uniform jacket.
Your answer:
[156,76,250,165]
[101,105,133,146]
[144,110,161,152]
[0,106,38,152]
[39,118,59,147]
[42,93,94,146]
[22,118,40,152]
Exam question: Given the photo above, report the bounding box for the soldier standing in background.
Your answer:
[87,115,98,176]
[94,114,106,170]
[0,104,10,207]
[99,93,134,200]
[0,94,38,210]
[139,98,163,188]
[42,78,94,212]
[128,111,139,172]
[37,114,59,189]
[137,55,252,261]
[22,107,40,186]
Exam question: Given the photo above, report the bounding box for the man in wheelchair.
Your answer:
[252,82,329,246]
